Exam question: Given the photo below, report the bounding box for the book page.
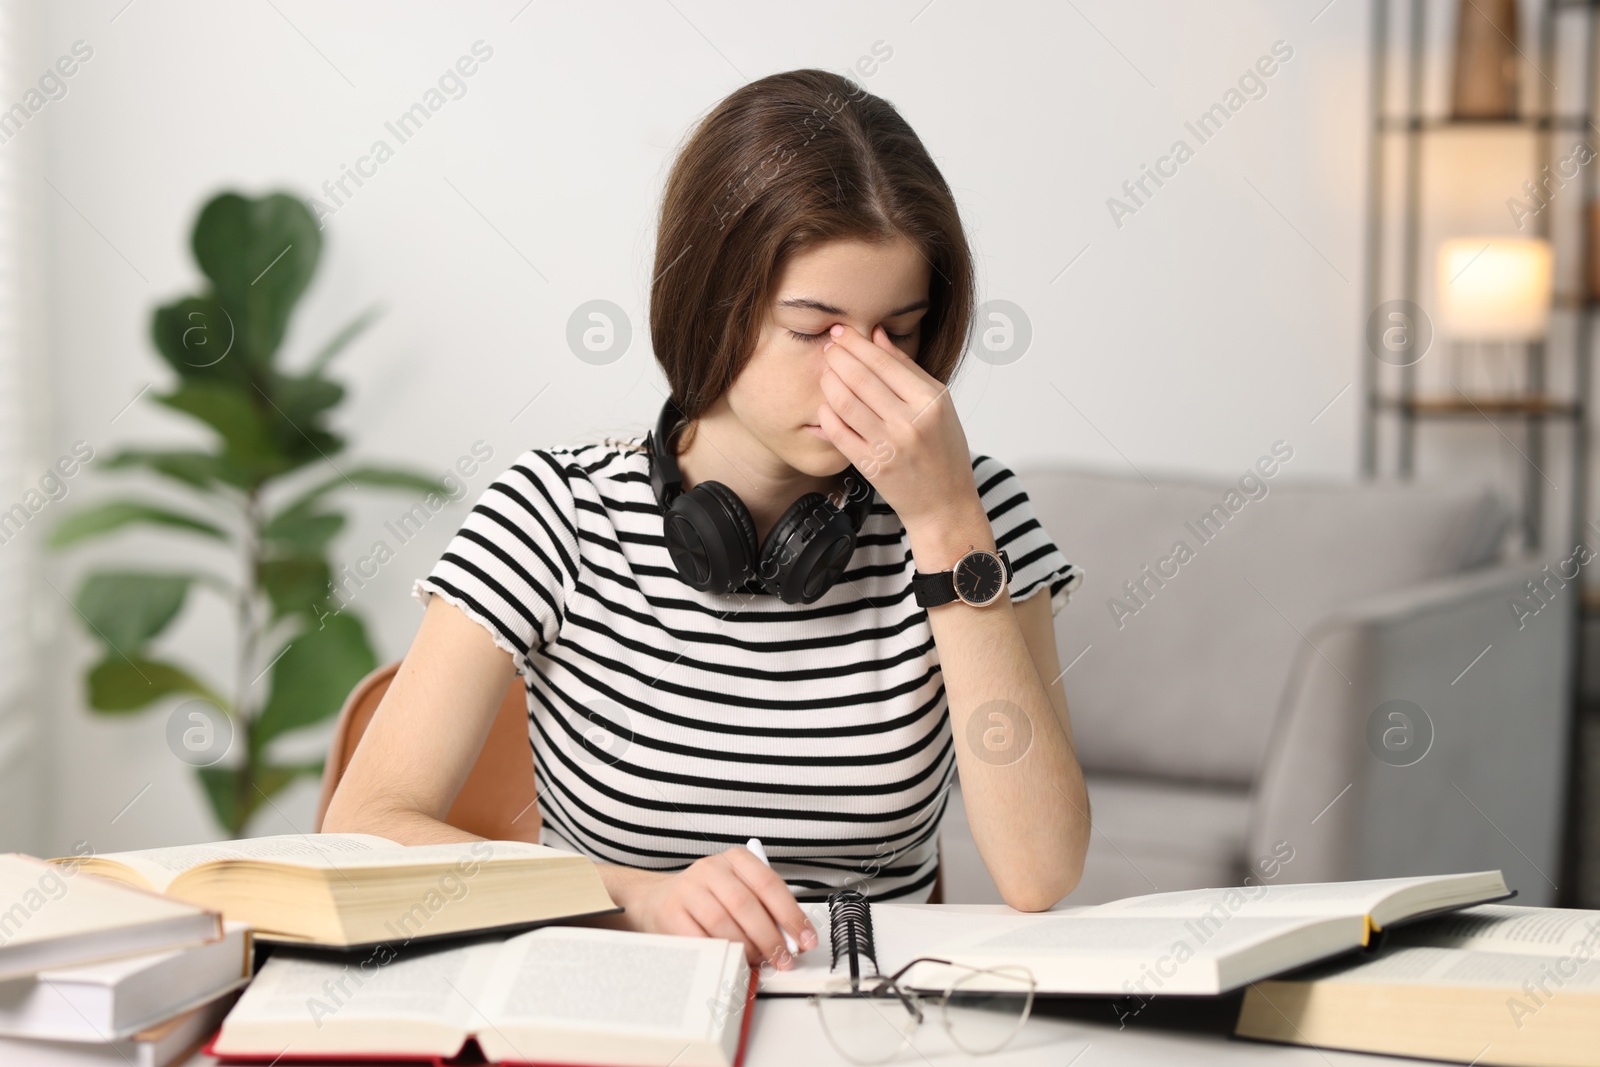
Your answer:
[481,926,732,1037]
[757,902,1059,995]
[1087,874,1493,921]
[935,913,1328,961]
[74,835,570,892]
[1385,904,1600,956]
[223,938,499,1030]
[72,835,398,892]
[1285,945,1600,990]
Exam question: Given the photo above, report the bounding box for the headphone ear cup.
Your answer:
[663,479,759,594]
[757,492,859,604]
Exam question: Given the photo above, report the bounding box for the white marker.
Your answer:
[745,836,799,955]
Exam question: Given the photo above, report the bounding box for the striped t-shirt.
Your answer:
[411,433,1082,902]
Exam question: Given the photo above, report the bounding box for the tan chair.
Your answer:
[314,660,943,903]
[314,661,542,842]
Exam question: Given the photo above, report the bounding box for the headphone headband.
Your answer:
[648,393,687,507]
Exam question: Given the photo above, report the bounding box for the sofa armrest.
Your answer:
[1243,558,1573,906]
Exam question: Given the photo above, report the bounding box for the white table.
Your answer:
[176,994,1431,1067]
[178,903,1429,1066]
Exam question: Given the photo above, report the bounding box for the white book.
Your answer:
[212,924,756,1067]
[0,855,223,981]
[0,987,239,1067]
[0,921,250,1040]
[759,870,1513,997]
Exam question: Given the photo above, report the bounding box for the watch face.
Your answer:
[953,551,1005,606]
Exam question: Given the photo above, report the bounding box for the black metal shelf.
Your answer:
[1375,394,1584,418]
[1360,0,1596,907]
[1377,113,1593,129]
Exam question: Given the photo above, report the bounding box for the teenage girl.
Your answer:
[325,68,1091,974]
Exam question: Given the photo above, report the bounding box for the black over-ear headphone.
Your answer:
[646,395,875,604]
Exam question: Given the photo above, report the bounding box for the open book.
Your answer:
[1235,903,1600,1065]
[759,870,1513,997]
[207,926,756,1067]
[51,835,619,949]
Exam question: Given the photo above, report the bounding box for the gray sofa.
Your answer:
[939,462,1573,908]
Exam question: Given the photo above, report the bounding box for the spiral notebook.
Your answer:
[756,890,1032,997]
[755,871,1516,998]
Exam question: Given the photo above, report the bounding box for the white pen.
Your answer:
[744,836,800,955]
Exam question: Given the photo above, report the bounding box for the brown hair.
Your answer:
[649,68,975,452]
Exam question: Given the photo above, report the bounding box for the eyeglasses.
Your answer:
[806,955,1036,1065]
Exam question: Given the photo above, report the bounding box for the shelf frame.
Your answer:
[1358,0,1596,909]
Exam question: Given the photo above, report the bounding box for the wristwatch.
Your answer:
[912,547,1012,608]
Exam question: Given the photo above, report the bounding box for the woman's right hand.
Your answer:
[624,847,820,969]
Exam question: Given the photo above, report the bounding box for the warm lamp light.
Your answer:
[1436,236,1553,341]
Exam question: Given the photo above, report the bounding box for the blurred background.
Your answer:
[0,0,1594,908]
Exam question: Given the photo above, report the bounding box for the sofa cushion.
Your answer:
[1013,463,1509,786]
[938,772,1254,906]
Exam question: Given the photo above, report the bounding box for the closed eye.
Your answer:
[789,328,916,344]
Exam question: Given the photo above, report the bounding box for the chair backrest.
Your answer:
[313,661,541,843]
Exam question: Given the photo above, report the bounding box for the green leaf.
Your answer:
[262,505,344,554]
[198,759,324,835]
[150,294,249,385]
[261,376,347,475]
[258,556,333,622]
[191,192,322,368]
[86,655,227,713]
[48,500,230,549]
[100,447,251,492]
[254,612,376,747]
[307,303,384,375]
[152,382,281,470]
[260,758,324,795]
[270,370,344,428]
[196,765,239,834]
[75,571,194,650]
[278,465,452,517]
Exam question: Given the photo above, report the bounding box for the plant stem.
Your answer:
[232,486,263,836]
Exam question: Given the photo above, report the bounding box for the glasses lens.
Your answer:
[941,964,1035,1056]
[813,978,919,1065]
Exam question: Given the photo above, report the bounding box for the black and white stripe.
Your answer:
[411,435,1082,902]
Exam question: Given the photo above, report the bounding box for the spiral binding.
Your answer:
[826,888,879,985]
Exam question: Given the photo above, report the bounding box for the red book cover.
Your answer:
[202,965,760,1067]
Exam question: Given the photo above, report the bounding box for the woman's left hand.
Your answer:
[817,322,981,532]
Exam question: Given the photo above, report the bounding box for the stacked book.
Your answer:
[0,853,247,1067]
[4,834,761,1067]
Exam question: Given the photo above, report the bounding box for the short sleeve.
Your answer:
[410,449,580,673]
[973,455,1084,617]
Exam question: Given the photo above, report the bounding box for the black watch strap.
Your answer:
[912,548,1012,607]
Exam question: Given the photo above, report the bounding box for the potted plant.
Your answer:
[49,189,448,836]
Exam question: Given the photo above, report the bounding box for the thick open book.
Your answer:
[1235,903,1600,1066]
[0,855,223,981]
[207,926,757,1067]
[50,835,619,949]
[758,870,1512,997]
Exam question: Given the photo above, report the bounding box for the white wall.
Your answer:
[18,0,1392,853]
[0,0,49,856]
